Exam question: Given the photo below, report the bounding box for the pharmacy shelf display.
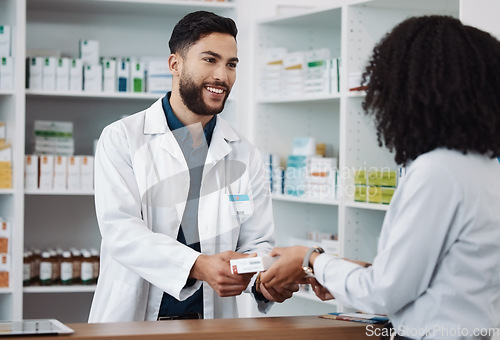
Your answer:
[0,0,238,323]
[251,0,460,315]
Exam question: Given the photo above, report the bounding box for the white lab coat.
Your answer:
[88,98,275,322]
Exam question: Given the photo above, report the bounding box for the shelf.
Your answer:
[26,90,163,101]
[258,5,341,29]
[0,89,15,96]
[0,287,13,294]
[0,189,15,195]
[27,0,236,18]
[344,201,389,211]
[25,189,94,196]
[23,285,96,293]
[258,94,341,104]
[294,290,338,306]
[346,91,366,98]
[272,194,339,206]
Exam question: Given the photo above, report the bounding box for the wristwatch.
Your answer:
[302,246,324,277]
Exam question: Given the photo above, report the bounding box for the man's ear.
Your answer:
[168,53,181,76]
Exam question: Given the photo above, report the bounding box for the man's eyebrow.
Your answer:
[201,50,239,63]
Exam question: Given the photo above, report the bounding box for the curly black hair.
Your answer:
[362,15,500,165]
[169,11,237,57]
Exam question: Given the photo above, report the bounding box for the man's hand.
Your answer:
[190,251,256,297]
[258,276,299,303]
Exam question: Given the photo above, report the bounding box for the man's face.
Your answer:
[178,32,238,116]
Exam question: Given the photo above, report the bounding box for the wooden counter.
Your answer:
[10,316,381,339]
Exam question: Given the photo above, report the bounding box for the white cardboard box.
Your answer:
[24,155,39,190]
[69,58,83,92]
[0,57,13,89]
[67,155,81,190]
[79,40,99,66]
[230,256,278,274]
[27,57,44,90]
[130,60,145,92]
[53,155,67,190]
[42,57,57,91]
[38,155,54,190]
[83,64,102,92]
[56,58,70,91]
[116,58,130,92]
[80,155,94,190]
[102,58,116,93]
[0,25,11,57]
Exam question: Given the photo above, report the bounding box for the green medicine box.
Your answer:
[367,170,397,187]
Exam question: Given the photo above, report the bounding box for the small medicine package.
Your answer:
[230,255,278,275]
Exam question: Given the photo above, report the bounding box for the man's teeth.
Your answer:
[206,86,224,94]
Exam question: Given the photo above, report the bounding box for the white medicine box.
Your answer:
[131,60,145,93]
[80,156,94,190]
[24,155,39,190]
[83,64,102,92]
[56,58,70,91]
[0,57,13,89]
[79,40,99,66]
[38,155,54,190]
[0,25,11,57]
[67,155,81,190]
[53,155,68,190]
[116,58,130,92]
[102,58,116,93]
[42,57,57,91]
[27,57,44,90]
[69,58,83,92]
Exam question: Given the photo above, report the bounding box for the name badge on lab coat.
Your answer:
[228,194,253,217]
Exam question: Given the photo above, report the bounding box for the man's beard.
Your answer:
[179,73,230,116]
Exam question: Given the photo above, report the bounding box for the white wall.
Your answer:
[460,0,500,39]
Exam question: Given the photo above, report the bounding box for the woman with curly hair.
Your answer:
[260,15,500,339]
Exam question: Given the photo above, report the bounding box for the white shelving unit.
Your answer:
[248,0,462,316]
[1,0,497,324]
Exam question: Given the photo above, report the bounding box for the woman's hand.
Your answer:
[259,246,309,288]
[307,277,335,301]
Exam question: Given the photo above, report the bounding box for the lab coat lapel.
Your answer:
[204,117,239,173]
[143,97,188,226]
[143,98,184,162]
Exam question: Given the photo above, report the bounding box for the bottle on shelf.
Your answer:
[70,248,82,284]
[31,248,41,285]
[48,248,61,285]
[80,249,93,285]
[23,251,32,286]
[39,251,53,286]
[60,251,73,285]
[90,248,100,284]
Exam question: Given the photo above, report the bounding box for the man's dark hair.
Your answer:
[362,15,500,165]
[169,11,237,56]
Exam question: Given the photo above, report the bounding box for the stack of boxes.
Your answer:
[33,120,74,156]
[0,122,12,189]
[25,154,94,191]
[26,39,172,94]
[260,47,340,99]
[0,219,10,287]
[262,153,283,194]
[25,119,93,191]
[354,168,397,204]
[283,137,338,199]
[0,24,13,90]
